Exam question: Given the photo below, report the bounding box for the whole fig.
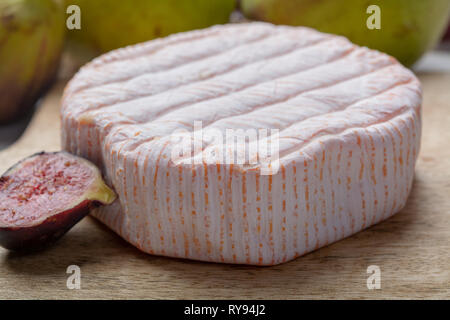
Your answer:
[0,0,65,123]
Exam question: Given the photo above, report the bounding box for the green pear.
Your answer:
[241,0,450,67]
[0,0,65,123]
[66,0,236,55]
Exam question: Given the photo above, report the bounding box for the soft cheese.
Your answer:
[61,23,422,265]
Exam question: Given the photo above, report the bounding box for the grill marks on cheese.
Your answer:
[62,23,422,265]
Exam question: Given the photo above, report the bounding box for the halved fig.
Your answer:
[0,151,116,251]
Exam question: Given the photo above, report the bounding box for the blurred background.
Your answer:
[1,0,450,150]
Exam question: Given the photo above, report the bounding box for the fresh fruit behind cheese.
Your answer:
[0,0,65,123]
[66,0,236,56]
[240,0,450,67]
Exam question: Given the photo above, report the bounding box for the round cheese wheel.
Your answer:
[62,22,421,265]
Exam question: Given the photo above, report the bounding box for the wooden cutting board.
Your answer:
[1,71,450,300]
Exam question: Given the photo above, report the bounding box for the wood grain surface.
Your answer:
[0,71,449,300]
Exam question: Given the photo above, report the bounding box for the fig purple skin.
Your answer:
[0,151,116,251]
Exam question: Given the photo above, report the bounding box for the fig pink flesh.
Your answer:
[0,153,95,228]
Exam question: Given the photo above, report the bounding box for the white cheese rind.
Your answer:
[61,22,422,265]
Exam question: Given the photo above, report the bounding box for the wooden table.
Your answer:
[0,70,449,299]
